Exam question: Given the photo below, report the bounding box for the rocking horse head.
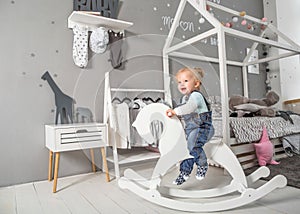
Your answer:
[132,103,167,152]
[133,103,192,168]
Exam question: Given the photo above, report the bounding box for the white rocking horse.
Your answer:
[118,103,287,212]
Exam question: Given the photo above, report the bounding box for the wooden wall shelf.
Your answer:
[283,98,300,105]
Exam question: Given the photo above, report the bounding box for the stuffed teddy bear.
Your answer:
[249,91,280,106]
[229,91,280,117]
[254,126,279,166]
[229,95,249,110]
[229,91,279,111]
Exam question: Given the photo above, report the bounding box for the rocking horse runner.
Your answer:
[118,103,287,212]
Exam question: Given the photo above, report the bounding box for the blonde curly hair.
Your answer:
[176,67,205,89]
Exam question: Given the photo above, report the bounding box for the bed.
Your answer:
[230,115,300,144]
[162,0,300,169]
[209,94,300,168]
[229,115,300,168]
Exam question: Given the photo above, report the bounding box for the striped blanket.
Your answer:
[230,115,300,143]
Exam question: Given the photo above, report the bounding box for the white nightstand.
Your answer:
[45,123,110,193]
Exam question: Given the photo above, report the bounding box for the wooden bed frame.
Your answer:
[230,138,287,169]
[162,0,300,168]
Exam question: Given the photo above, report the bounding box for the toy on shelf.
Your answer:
[75,107,94,123]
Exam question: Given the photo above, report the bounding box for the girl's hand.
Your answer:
[166,109,176,117]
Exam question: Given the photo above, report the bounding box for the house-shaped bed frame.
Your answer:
[162,0,300,145]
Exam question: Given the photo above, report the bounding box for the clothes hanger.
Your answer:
[132,102,140,109]
[121,97,132,104]
[112,97,122,103]
[155,97,162,103]
[142,97,155,103]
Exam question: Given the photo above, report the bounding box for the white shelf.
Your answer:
[107,149,160,165]
[111,88,165,93]
[68,11,133,31]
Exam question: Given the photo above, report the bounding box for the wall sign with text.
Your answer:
[73,0,119,18]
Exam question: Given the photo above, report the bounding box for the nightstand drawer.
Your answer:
[45,123,108,152]
[58,126,104,144]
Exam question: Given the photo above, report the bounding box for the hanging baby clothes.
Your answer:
[110,97,164,149]
[110,102,131,149]
[108,30,124,69]
[129,99,148,147]
[89,27,109,54]
[72,25,89,68]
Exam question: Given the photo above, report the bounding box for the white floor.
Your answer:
[1,161,300,214]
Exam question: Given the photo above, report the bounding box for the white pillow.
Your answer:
[234,103,265,112]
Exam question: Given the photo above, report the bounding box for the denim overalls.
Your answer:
[179,91,215,175]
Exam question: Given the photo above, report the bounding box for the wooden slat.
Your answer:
[230,137,289,170]
[0,186,16,214]
[87,173,177,214]
[271,138,282,144]
[231,143,255,155]
[77,175,135,214]
[15,183,43,214]
[237,154,256,163]
[54,176,100,214]
[230,140,258,169]
[241,161,258,169]
[33,180,71,214]
[274,147,285,153]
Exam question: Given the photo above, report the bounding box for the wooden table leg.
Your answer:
[53,152,60,193]
[90,149,96,173]
[48,150,53,181]
[101,147,110,182]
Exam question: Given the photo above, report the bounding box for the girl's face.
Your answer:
[176,71,200,95]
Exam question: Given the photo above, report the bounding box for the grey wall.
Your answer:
[0,0,264,187]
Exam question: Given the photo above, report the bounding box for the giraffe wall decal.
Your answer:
[41,71,75,124]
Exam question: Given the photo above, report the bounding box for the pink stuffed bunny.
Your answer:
[254,126,279,166]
